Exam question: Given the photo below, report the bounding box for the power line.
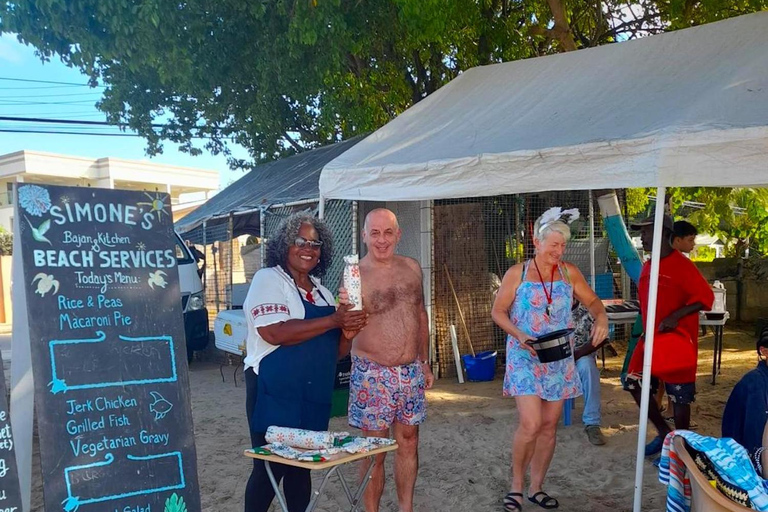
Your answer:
[0,112,105,117]
[0,115,208,131]
[0,115,135,126]
[0,128,140,137]
[0,92,103,99]
[0,85,94,90]
[0,128,213,138]
[0,76,104,87]
[0,99,100,105]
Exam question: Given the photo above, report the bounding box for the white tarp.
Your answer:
[320,12,768,200]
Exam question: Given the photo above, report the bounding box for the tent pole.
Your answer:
[228,212,234,309]
[260,207,267,269]
[589,191,596,289]
[632,186,667,512]
[202,220,208,295]
[352,201,359,254]
[319,195,326,219]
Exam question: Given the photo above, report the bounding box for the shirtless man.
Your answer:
[348,208,435,512]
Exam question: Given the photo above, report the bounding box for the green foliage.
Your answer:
[625,188,652,217]
[163,493,187,512]
[668,187,768,258]
[691,246,716,262]
[0,230,12,256]
[1,1,766,167]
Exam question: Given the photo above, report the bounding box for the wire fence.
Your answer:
[180,199,356,324]
[180,190,637,378]
[431,191,630,378]
[181,221,233,325]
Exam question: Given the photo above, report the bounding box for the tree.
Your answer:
[0,228,12,256]
[2,0,766,167]
[669,187,768,258]
[627,187,768,257]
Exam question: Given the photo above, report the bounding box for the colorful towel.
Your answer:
[659,431,768,512]
[658,434,692,512]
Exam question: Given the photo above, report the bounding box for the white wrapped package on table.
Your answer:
[342,254,363,311]
[265,426,350,450]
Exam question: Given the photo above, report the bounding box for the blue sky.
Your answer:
[0,34,246,187]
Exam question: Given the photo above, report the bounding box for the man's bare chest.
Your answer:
[362,277,422,316]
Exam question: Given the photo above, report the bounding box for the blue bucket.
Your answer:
[461,351,498,382]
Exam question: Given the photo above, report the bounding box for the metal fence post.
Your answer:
[228,212,234,309]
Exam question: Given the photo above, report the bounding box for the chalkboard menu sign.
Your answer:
[16,184,200,512]
[0,360,22,511]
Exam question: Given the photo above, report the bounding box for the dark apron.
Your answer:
[253,287,340,433]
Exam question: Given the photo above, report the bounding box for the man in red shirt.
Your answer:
[624,213,714,458]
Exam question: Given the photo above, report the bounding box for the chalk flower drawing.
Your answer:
[32,273,60,297]
[148,270,168,289]
[18,184,52,216]
[164,493,188,512]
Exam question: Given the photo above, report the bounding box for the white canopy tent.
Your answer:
[319,12,768,511]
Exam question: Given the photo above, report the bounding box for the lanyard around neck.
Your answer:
[533,258,556,314]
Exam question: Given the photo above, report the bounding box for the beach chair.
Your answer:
[672,437,753,512]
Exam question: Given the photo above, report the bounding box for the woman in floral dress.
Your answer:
[492,208,609,511]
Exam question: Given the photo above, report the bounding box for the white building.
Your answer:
[0,150,219,232]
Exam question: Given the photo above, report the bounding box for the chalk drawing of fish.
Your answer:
[149,391,173,420]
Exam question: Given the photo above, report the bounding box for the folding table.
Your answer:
[244,443,399,512]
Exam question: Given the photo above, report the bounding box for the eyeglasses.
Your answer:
[294,237,323,249]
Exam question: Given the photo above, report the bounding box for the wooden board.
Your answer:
[17,184,201,512]
[0,359,22,511]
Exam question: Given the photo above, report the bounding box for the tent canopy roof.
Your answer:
[176,137,362,239]
[320,12,768,202]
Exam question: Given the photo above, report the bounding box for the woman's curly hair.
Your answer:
[265,212,334,278]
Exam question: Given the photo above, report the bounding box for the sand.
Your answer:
[24,327,759,512]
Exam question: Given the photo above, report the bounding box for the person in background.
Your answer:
[671,220,698,255]
[660,219,701,425]
[623,213,714,463]
[185,239,206,278]
[492,207,608,511]
[572,301,607,446]
[722,327,768,473]
[242,212,367,512]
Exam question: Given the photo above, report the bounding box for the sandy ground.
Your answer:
[21,327,760,512]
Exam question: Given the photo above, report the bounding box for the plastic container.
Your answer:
[461,351,498,382]
[711,281,726,314]
[330,388,349,418]
[527,328,575,363]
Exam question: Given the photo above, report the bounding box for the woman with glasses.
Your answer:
[243,212,367,512]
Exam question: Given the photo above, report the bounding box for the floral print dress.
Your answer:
[503,260,582,401]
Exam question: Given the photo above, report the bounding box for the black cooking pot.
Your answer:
[526,328,575,363]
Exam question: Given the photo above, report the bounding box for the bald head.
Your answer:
[364,208,399,233]
[362,208,401,262]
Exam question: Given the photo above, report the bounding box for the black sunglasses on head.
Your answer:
[294,236,323,249]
